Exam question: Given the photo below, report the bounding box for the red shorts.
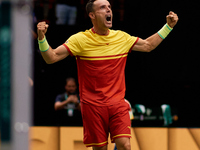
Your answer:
[81,100,131,147]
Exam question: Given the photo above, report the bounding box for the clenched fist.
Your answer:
[166,11,179,28]
[37,21,49,40]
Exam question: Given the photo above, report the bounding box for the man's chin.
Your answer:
[104,20,112,28]
[106,23,112,28]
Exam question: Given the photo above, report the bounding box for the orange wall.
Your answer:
[29,127,200,150]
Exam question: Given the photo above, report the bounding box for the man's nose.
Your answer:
[106,6,111,12]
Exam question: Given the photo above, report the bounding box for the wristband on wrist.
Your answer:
[38,36,49,52]
[157,23,173,39]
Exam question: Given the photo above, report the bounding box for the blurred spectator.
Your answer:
[33,0,126,26]
[55,0,79,25]
[33,0,56,24]
[54,77,82,126]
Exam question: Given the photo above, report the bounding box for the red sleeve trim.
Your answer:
[62,43,73,56]
[129,37,139,53]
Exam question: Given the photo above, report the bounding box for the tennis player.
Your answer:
[37,0,178,149]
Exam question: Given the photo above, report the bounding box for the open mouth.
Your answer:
[106,15,111,22]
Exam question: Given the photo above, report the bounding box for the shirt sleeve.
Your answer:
[121,31,139,52]
[62,33,82,56]
[55,94,65,102]
[55,94,62,102]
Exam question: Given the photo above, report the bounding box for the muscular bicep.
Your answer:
[132,33,163,52]
[42,45,69,64]
[53,45,70,60]
[132,38,151,52]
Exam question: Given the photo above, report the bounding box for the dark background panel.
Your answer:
[33,0,200,127]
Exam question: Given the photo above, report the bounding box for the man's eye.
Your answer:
[100,6,105,9]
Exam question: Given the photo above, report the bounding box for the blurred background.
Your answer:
[1,0,200,149]
[33,0,200,127]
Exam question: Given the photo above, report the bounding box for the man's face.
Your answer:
[92,0,113,29]
[65,80,77,95]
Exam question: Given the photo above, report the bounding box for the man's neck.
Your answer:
[93,26,109,35]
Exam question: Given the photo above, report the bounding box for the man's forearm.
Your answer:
[37,21,70,64]
[40,45,57,64]
[145,33,163,52]
[145,23,173,52]
[37,22,56,64]
[55,100,70,110]
[38,36,69,64]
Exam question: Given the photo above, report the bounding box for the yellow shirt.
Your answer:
[63,28,138,106]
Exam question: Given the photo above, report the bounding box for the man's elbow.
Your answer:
[41,51,57,64]
[45,60,54,64]
[143,42,155,52]
[54,104,59,111]
[45,58,57,64]
[143,48,152,52]
[143,45,154,52]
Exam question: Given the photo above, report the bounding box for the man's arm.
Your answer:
[37,21,70,64]
[132,11,178,52]
[54,95,80,111]
[54,100,70,111]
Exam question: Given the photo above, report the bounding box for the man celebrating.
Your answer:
[37,0,178,149]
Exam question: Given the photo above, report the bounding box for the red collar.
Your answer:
[91,27,110,36]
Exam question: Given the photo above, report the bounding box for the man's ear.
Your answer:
[89,12,95,20]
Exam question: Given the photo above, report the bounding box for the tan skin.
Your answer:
[37,0,178,149]
[37,6,178,64]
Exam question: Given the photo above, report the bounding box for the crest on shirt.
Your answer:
[66,40,68,44]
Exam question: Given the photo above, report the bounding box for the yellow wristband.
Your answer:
[38,36,49,52]
[157,23,173,39]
